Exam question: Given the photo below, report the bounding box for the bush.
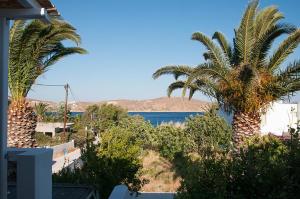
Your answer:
[184,110,232,153]
[175,134,300,199]
[35,132,63,146]
[82,104,128,134]
[119,115,155,149]
[53,126,146,199]
[155,125,191,160]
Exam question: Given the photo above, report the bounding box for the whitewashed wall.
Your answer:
[260,102,298,136]
[219,101,299,136]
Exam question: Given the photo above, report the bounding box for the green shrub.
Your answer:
[184,110,232,153]
[119,115,155,149]
[53,126,146,199]
[175,134,300,199]
[82,104,128,134]
[175,150,230,199]
[35,132,63,146]
[155,125,191,160]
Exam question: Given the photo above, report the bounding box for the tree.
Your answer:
[153,0,300,146]
[34,103,49,122]
[82,104,128,135]
[8,19,87,147]
[185,110,232,153]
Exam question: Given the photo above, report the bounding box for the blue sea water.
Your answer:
[70,111,204,126]
[128,112,204,126]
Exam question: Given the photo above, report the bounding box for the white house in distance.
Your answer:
[36,122,74,137]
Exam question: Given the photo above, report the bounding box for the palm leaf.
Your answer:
[268,29,300,71]
[212,31,232,59]
[152,65,194,80]
[192,32,229,68]
[235,0,258,63]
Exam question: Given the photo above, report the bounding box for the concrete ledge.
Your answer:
[7,148,53,199]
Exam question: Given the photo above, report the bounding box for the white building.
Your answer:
[220,101,300,136]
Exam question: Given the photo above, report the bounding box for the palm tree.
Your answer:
[34,103,49,122]
[153,0,300,147]
[8,19,87,147]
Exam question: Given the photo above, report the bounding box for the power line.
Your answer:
[68,86,79,103]
[34,83,65,87]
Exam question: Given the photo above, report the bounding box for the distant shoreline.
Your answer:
[127,111,205,113]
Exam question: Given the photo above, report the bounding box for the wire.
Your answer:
[34,83,82,104]
[69,86,80,103]
[34,83,65,87]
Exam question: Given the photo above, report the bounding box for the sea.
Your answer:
[71,111,204,126]
[128,112,203,126]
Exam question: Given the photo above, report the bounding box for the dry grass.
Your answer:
[140,150,180,192]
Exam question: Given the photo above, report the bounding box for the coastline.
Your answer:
[127,110,205,113]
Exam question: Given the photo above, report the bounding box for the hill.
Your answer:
[29,97,211,112]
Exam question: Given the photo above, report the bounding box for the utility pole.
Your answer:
[63,83,69,137]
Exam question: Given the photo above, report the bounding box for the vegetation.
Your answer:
[53,126,147,199]
[34,103,49,122]
[81,104,128,134]
[8,19,87,147]
[155,125,190,160]
[175,132,300,199]
[185,110,232,153]
[153,0,300,147]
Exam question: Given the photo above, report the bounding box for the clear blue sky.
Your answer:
[27,0,300,103]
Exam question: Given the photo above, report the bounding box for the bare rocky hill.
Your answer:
[29,97,211,112]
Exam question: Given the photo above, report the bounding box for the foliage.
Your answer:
[119,115,155,149]
[153,0,300,146]
[175,150,230,199]
[45,103,72,122]
[155,125,191,160]
[184,110,232,152]
[153,0,300,114]
[34,103,48,122]
[9,19,87,102]
[82,104,128,134]
[175,134,300,199]
[53,126,146,199]
[35,132,62,146]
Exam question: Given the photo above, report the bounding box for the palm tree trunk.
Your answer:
[8,100,37,148]
[232,111,261,147]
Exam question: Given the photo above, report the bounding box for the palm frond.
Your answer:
[234,0,258,64]
[277,60,300,79]
[9,19,87,101]
[167,81,186,97]
[212,31,232,59]
[252,23,296,67]
[192,32,230,68]
[255,6,284,39]
[268,29,300,71]
[152,65,194,80]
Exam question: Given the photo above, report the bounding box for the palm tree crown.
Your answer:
[9,19,87,101]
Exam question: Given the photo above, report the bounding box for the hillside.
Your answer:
[29,97,211,112]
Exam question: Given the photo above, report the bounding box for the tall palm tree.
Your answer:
[8,19,87,147]
[153,0,300,147]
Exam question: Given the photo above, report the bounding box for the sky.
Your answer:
[27,0,300,103]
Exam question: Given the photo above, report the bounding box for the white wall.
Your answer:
[260,102,297,136]
[218,101,299,136]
